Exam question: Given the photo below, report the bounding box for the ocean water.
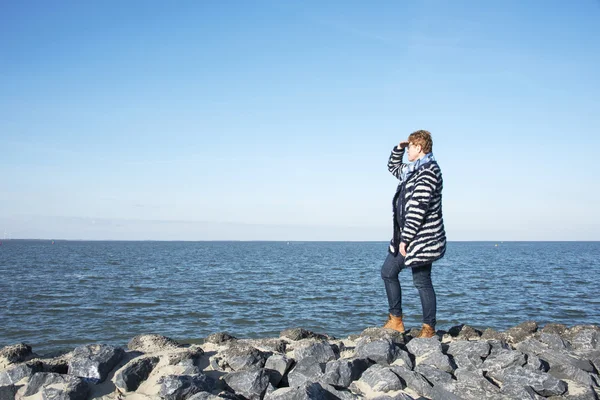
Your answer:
[0,240,599,354]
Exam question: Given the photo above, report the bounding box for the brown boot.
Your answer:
[416,323,436,338]
[382,314,405,333]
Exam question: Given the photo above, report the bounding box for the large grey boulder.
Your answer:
[447,325,482,340]
[222,369,270,400]
[237,339,287,354]
[280,329,329,342]
[0,344,34,367]
[505,321,538,344]
[350,364,404,394]
[265,382,338,400]
[287,357,325,388]
[486,366,567,397]
[128,334,181,353]
[406,338,453,373]
[113,356,160,392]
[293,342,338,364]
[359,328,406,345]
[0,362,43,385]
[264,354,293,387]
[500,384,545,400]
[23,372,88,400]
[413,364,454,387]
[205,333,237,345]
[354,338,397,366]
[165,347,205,366]
[538,332,571,351]
[158,374,216,400]
[516,338,595,372]
[541,323,567,336]
[389,365,433,398]
[321,359,369,388]
[445,340,490,370]
[390,348,413,370]
[481,348,526,371]
[548,362,596,386]
[0,384,18,400]
[571,328,600,351]
[481,328,506,341]
[67,344,124,383]
[217,345,268,371]
[454,368,501,395]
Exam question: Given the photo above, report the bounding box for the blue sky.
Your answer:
[1,0,599,241]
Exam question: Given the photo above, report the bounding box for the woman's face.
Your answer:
[407,142,422,162]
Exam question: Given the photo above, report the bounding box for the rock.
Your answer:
[370,393,416,400]
[547,379,600,400]
[447,325,482,340]
[481,348,526,371]
[454,368,500,395]
[287,357,325,388]
[113,356,160,392]
[67,344,124,383]
[445,340,490,370]
[237,339,287,354]
[222,369,270,400]
[516,338,595,372]
[264,354,293,386]
[389,365,433,398]
[280,329,329,342]
[0,362,43,385]
[481,328,506,341]
[321,359,369,388]
[500,384,545,400]
[571,329,600,351]
[350,364,404,394]
[486,366,567,397]
[0,384,18,400]
[265,382,338,400]
[320,383,359,400]
[359,328,406,345]
[406,338,453,373]
[564,325,600,343]
[205,333,237,345]
[414,364,454,386]
[548,362,596,386]
[166,347,205,366]
[486,339,510,356]
[187,393,223,400]
[217,345,268,371]
[505,321,538,344]
[158,374,216,400]
[541,323,567,336]
[526,354,549,372]
[294,342,338,364]
[354,338,397,366]
[539,332,571,351]
[0,344,33,367]
[390,349,413,370]
[128,334,181,353]
[23,372,88,399]
[405,337,441,358]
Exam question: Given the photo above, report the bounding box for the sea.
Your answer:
[0,240,599,354]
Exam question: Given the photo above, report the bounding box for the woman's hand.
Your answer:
[400,242,407,257]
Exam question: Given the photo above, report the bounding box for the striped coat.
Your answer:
[387,147,446,267]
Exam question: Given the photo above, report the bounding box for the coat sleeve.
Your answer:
[387,146,406,180]
[401,169,438,245]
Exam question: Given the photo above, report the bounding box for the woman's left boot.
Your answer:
[416,323,436,338]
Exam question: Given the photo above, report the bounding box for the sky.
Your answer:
[1,0,599,241]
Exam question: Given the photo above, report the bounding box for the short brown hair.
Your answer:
[408,130,433,153]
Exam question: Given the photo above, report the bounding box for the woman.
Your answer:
[381,130,446,338]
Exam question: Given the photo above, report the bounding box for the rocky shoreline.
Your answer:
[1,321,599,400]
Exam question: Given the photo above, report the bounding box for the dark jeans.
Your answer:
[380,252,437,327]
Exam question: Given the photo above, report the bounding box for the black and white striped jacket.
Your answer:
[387,146,446,267]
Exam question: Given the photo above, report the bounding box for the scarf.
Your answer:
[400,152,436,182]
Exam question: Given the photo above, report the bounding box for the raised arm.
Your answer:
[387,141,409,179]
